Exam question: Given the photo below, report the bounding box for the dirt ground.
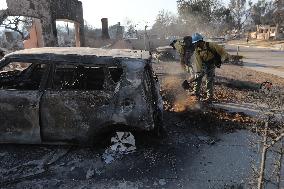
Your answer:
[157,61,283,133]
[0,61,283,189]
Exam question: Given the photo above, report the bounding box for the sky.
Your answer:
[0,0,258,29]
[81,0,178,28]
[80,0,244,29]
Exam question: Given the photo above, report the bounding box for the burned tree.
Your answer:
[0,16,32,40]
[229,0,252,31]
[253,86,284,189]
[176,0,233,35]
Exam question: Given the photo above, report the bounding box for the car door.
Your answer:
[0,60,49,144]
[40,63,119,144]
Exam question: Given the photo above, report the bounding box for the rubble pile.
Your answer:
[110,40,133,49]
[153,46,177,62]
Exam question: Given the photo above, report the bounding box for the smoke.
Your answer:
[159,62,200,112]
[180,14,222,37]
[151,11,224,40]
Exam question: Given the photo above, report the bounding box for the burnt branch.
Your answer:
[0,16,33,40]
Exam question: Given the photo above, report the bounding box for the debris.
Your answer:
[102,150,115,164]
[209,139,220,145]
[153,46,177,62]
[260,81,273,94]
[110,39,133,49]
[116,181,141,189]
[0,148,72,186]
[95,168,103,176]
[197,136,210,143]
[159,179,167,186]
[0,152,7,157]
[86,169,95,179]
[44,148,70,166]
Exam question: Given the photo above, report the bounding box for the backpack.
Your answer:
[205,42,222,68]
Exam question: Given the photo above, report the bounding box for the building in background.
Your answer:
[23,19,44,49]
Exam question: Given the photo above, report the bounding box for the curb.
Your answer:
[227,43,283,51]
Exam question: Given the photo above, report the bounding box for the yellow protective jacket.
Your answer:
[173,40,194,70]
[192,42,230,72]
[173,40,186,56]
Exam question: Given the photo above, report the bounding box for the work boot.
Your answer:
[189,93,200,102]
[188,91,197,96]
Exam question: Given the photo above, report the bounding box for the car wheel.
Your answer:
[110,132,137,152]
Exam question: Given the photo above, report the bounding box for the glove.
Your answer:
[170,40,177,49]
[216,62,221,68]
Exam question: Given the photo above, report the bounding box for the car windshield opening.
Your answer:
[0,62,45,90]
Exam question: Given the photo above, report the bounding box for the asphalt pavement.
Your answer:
[226,45,284,78]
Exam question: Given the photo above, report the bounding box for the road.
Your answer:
[0,115,262,189]
[226,45,284,78]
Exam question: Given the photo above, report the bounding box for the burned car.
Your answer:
[0,48,163,145]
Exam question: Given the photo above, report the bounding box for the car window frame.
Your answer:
[143,64,160,110]
[48,62,115,92]
[0,58,51,92]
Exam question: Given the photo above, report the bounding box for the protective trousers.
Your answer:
[193,63,215,99]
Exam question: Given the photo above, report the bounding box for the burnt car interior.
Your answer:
[0,62,46,90]
[109,67,123,83]
[52,64,124,91]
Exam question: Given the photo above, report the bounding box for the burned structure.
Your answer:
[250,25,278,40]
[116,22,123,40]
[250,24,284,41]
[0,0,85,47]
[101,18,110,40]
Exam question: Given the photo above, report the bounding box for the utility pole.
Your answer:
[144,25,148,51]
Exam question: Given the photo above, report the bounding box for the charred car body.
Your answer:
[0,48,163,145]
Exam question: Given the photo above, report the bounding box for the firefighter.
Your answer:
[170,36,194,72]
[191,33,230,103]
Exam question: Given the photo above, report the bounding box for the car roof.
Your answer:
[6,47,151,60]
[0,47,151,70]
[2,48,152,70]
